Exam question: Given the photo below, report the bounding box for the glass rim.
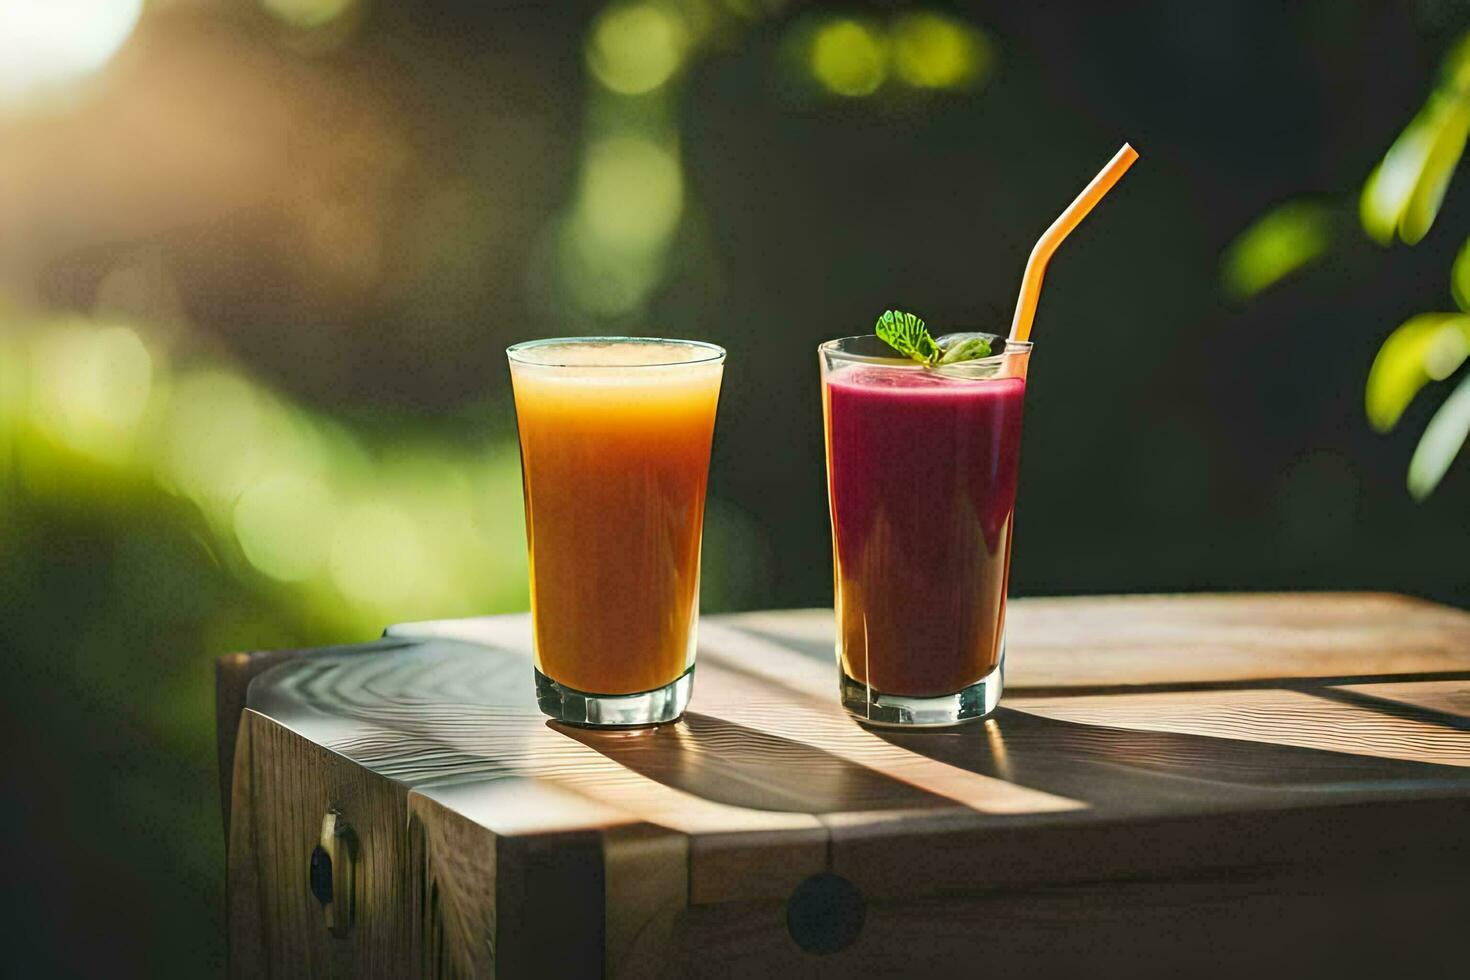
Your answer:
[507,336,726,368]
[819,334,1032,367]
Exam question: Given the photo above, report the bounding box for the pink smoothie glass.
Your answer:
[820,334,1032,726]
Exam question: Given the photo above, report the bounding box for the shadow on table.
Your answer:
[866,705,1470,813]
[553,712,954,814]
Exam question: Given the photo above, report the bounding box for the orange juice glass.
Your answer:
[507,337,725,726]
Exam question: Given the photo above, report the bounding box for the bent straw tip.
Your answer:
[1008,141,1140,343]
[1105,143,1140,170]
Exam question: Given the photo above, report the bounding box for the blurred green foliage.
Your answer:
[5,314,530,626]
[558,2,990,321]
[1220,201,1334,300]
[777,7,991,103]
[1226,30,1470,499]
[1408,369,1470,499]
[1366,314,1470,432]
[1360,33,1470,247]
[0,307,535,971]
[1453,235,1470,310]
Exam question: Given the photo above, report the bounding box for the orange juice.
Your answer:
[508,339,723,702]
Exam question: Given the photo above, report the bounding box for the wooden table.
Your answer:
[219,593,1470,978]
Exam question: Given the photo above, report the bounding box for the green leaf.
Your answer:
[1360,61,1470,248]
[875,309,938,364]
[1365,313,1470,431]
[1220,200,1333,300]
[1452,237,1470,312]
[1408,372,1470,499]
[1360,108,1439,245]
[936,332,998,362]
[1401,94,1470,244]
[1441,31,1470,90]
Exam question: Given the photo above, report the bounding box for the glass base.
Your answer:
[840,649,1004,728]
[535,665,693,728]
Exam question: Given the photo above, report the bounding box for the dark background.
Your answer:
[2,0,1468,974]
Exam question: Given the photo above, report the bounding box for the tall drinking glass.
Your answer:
[820,335,1032,726]
[508,337,725,727]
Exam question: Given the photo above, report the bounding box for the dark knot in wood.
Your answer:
[786,873,866,955]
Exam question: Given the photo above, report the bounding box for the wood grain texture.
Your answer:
[1008,688,1470,766]
[407,794,496,978]
[225,593,1470,976]
[225,707,267,978]
[217,648,310,833]
[1332,679,1470,722]
[664,846,1470,975]
[659,847,1470,979]
[228,709,417,978]
[720,592,1470,690]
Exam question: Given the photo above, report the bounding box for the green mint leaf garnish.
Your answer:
[875,310,1006,366]
[936,332,997,363]
[876,309,938,364]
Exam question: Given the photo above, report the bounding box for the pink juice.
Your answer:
[823,367,1026,697]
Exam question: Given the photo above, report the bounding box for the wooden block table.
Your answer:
[219,594,1470,978]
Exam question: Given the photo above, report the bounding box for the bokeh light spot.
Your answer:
[233,474,335,582]
[1273,450,1360,558]
[587,4,688,95]
[579,136,684,250]
[891,13,991,90]
[260,0,355,31]
[330,502,427,607]
[160,371,264,507]
[29,324,154,462]
[0,0,143,105]
[558,218,667,315]
[158,371,326,526]
[809,19,888,97]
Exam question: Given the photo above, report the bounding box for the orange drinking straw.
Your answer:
[1008,143,1139,344]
